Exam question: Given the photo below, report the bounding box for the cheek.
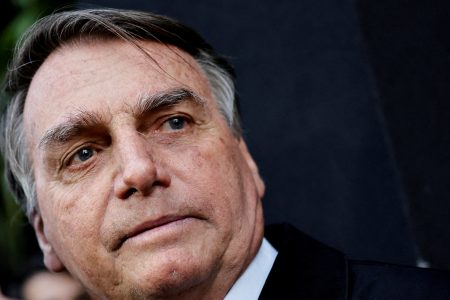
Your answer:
[38,184,97,255]
[37,160,114,223]
[38,181,99,229]
[37,180,122,294]
[171,139,247,218]
[35,170,113,267]
[171,140,235,189]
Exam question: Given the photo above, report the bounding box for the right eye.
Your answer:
[67,147,97,166]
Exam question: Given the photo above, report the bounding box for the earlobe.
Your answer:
[33,213,65,272]
[238,139,265,198]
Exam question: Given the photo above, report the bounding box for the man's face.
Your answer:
[24,40,265,298]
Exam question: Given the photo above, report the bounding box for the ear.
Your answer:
[33,213,65,272]
[238,139,265,198]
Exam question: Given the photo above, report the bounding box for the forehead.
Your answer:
[23,40,213,147]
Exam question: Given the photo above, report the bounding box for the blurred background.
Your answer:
[1,0,449,297]
[0,1,76,296]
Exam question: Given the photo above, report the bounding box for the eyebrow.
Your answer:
[38,88,205,150]
[133,87,204,118]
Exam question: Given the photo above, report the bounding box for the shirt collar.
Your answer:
[224,238,278,300]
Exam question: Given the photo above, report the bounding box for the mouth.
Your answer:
[114,215,194,251]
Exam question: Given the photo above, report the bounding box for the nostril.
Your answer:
[124,187,138,199]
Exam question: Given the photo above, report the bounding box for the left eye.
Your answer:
[163,117,186,131]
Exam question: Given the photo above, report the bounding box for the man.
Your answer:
[1,8,450,300]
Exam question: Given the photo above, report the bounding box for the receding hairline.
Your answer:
[23,32,232,166]
[1,8,240,218]
[33,36,203,77]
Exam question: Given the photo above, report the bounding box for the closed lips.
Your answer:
[114,215,194,250]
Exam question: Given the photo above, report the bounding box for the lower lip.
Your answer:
[122,217,197,248]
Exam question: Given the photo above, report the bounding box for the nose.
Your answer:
[113,132,170,199]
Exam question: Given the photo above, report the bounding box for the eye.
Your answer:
[68,147,97,166]
[162,116,187,131]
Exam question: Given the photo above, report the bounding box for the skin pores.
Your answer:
[24,40,265,299]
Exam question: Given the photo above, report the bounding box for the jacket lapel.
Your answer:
[260,223,348,300]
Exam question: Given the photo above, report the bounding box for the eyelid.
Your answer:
[69,148,96,165]
[62,144,100,170]
[159,114,193,130]
[138,112,192,132]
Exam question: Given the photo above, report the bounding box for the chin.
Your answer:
[120,252,217,299]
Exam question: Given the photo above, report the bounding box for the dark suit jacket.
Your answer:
[260,223,450,299]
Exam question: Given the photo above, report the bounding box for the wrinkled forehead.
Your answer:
[23,39,215,148]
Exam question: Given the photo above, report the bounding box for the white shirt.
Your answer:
[224,238,278,300]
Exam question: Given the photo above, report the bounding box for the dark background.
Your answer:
[2,0,450,295]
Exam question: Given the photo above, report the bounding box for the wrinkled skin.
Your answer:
[24,40,265,299]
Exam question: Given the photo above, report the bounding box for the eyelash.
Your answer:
[64,145,99,170]
[158,114,192,132]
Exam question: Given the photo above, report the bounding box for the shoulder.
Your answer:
[262,223,348,299]
[263,223,450,300]
[349,260,450,299]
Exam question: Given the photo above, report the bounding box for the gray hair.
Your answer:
[0,8,241,219]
